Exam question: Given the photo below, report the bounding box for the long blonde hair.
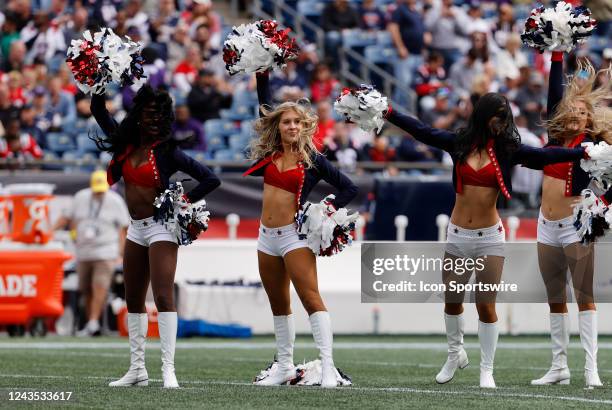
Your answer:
[548,60,612,143]
[249,101,319,168]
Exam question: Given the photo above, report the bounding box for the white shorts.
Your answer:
[445,221,505,259]
[257,222,308,257]
[537,210,580,248]
[127,217,177,247]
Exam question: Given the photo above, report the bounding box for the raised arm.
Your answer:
[513,143,585,169]
[256,71,273,116]
[547,51,565,119]
[90,94,118,137]
[385,109,456,152]
[173,147,221,202]
[317,156,358,209]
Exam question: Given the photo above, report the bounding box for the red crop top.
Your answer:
[263,159,302,194]
[122,147,159,188]
[456,161,498,192]
[543,133,585,181]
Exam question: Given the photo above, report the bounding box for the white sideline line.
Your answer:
[2,341,612,350]
[0,374,609,405]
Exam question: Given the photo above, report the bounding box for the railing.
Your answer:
[251,0,415,115]
[0,158,451,172]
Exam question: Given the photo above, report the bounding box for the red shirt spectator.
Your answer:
[313,101,336,151]
[0,117,43,159]
[414,52,447,97]
[367,135,396,162]
[310,63,339,103]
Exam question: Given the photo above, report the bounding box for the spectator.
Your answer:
[313,100,336,152]
[166,23,191,75]
[359,0,387,31]
[491,3,519,49]
[310,63,339,104]
[186,68,232,122]
[421,87,458,130]
[1,11,20,60]
[149,0,180,45]
[125,0,150,43]
[0,83,17,126]
[321,0,360,69]
[172,104,206,151]
[388,0,426,107]
[413,51,446,98]
[424,0,470,72]
[494,33,527,84]
[0,115,44,160]
[53,170,129,337]
[269,61,307,102]
[46,76,77,132]
[321,0,360,32]
[58,64,78,95]
[366,134,396,162]
[21,11,66,67]
[514,71,546,135]
[63,6,89,43]
[449,48,484,98]
[173,45,204,95]
[112,10,129,37]
[1,40,26,72]
[31,85,52,132]
[20,103,45,146]
[7,71,27,108]
[325,122,358,173]
[583,0,611,37]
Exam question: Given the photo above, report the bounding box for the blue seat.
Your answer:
[76,133,100,154]
[206,135,228,153]
[220,104,257,121]
[364,46,398,66]
[203,119,239,139]
[46,133,76,154]
[228,134,251,151]
[342,29,377,51]
[376,31,393,47]
[213,149,238,161]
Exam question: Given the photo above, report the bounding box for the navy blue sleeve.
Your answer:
[547,52,565,120]
[316,155,358,208]
[90,94,118,137]
[256,71,273,116]
[513,144,585,169]
[386,110,456,152]
[173,147,221,202]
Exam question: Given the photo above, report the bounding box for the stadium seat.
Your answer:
[214,149,240,161]
[342,29,377,52]
[206,135,228,153]
[204,119,239,140]
[228,134,251,151]
[76,133,100,154]
[46,133,76,154]
[364,46,398,67]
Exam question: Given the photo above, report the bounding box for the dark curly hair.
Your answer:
[454,93,521,162]
[93,85,175,154]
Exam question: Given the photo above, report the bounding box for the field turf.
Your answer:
[0,335,611,409]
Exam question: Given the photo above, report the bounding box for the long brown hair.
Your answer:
[249,101,319,167]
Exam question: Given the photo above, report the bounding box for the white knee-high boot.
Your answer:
[478,320,498,388]
[309,311,337,388]
[254,314,296,385]
[158,312,179,388]
[579,310,602,387]
[531,313,570,385]
[109,313,149,387]
[436,313,469,384]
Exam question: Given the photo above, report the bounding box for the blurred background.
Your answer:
[0,0,611,339]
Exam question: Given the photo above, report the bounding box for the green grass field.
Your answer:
[0,335,611,409]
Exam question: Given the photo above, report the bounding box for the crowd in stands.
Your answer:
[1,0,611,194]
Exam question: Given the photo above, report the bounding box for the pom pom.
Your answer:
[252,359,352,386]
[573,189,611,243]
[296,194,358,257]
[66,28,146,95]
[223,20,299,75]
[153,182,210,246]
[334,85,388,134]
[520,2,597,53]
[581,142,612,192]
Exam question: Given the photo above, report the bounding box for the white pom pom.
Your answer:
[292,360,352,386]
[334,85,388,134]
[581,142,612,192]
[572,189,610,243]
[296,194,358,257]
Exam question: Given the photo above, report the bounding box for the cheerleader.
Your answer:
[531,52,611,387]
[244,71,358,387]
[91,85,221,388]
[383,93,587,388]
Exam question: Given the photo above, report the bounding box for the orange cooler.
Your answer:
[117,305,160,338]
[0,242,71,325]
[6,184,55,244]
[0,188,9,240]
